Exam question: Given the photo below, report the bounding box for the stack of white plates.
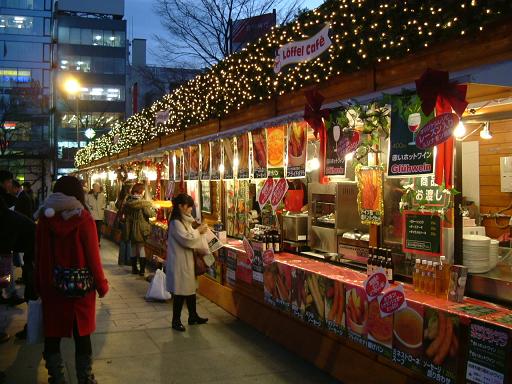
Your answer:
[463,235,491,273]
[489,239,499,269]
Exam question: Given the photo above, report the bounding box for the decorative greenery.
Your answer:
[76,0,512,167]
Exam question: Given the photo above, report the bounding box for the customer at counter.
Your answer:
[122,183,154,276]
[86,182,106,247]
[166,193,208,332]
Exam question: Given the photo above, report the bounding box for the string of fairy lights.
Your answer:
[75,0,512,168]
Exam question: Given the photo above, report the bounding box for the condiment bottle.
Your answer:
[433,261,442,297]
[367,247,374,276]
[420,259,428,293]
[385,249,394,283]
[426,261,434,294]
[273,232,280,253]
[413,259,421,292]
[440,255,450,298]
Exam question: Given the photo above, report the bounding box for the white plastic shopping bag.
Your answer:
[145,269,172,301]
[27,299,44,345]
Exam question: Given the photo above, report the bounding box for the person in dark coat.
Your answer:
[36,176,108,384]
[12,180,33,219]
[22,181,37,214]
[0,170,16,208]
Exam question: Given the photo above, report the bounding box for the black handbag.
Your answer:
[51,233,95,298]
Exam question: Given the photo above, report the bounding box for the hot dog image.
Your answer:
[252,129,267,170]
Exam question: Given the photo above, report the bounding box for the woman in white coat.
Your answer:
[85,182,106,246]
[166,193,208,331]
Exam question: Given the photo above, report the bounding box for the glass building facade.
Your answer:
[0,0,53,201]
[53,4,127,175]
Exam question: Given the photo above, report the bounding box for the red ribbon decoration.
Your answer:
[415,69,468,189]
[304,89,330,183]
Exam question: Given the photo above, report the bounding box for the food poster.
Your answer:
[291,267,306,321]
[225,248,237,286]
[200,180,211,213]
[175,149,183,182]
[236,250,253,284]
[183,146,191,180]
[200,142,211,180]
[223,137,235,179]
[325,109,360,176]
[235,180,250,238]
[367,297,393,358]
[345,284,369,347]
[225,180,236,237]
[186,180,201,221]
[286,121,308,178]
[422,308,460,384]
[189,144,200,180]
[392,301,425,375]
[466,321,510,384]
[252,128,267,179]
[211,140,222,180]
[356,165,384,225]
[237,133,250,179]
[387,94,435,178]
[264,262,292,312]
[325,279,345,336]
[267,125,285,178]
[304,272,326,328]
[251,239,264,284]
[168,150,175,181]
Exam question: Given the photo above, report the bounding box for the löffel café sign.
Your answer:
[274,23,331,73]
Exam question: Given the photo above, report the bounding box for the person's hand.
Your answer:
[198,223,208,234]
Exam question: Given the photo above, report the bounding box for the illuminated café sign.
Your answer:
[274,23,331,73]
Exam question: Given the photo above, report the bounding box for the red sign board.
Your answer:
[270,178,289,210]
[415,113,459,149]
[364,271,388,301]
[258,177,274,209]
[378,285,406,317]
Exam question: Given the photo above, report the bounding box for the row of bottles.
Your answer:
[366,247,394,283]
[412,256,450,298]
[252,227,281,253]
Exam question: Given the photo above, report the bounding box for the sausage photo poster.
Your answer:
[189,144,199,180]
[251,129,267,179]
[200,142,211,180]
[211,140,222,180]
[237,133,250,179]
[223,138,235,179]
[287,121,308,178]
[183,146,191,180]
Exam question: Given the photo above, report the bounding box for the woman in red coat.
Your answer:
[36,176,108,384]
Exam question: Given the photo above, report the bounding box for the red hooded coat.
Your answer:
[36,209,108,337]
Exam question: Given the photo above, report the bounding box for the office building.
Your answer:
[53,0,126,175]
[0,0,53,201]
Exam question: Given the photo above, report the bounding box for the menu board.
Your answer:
[387,95,435,178]
[325,108,360,176]
[402,211,442,256]
[267,125,285,178]
[466,321,510,384]
[200,142,211,180]
[223,138,235,179]
[211,140,222,180]
[189,144,200,180]
[286,121,308,178]
[237,133,250,179]
[251,128,267,178]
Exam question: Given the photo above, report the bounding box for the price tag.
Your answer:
[364,268,389,301]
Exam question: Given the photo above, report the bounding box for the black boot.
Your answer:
[44,352,68,384]
[130,257,138,275]
[75,354,97,384]
[138,257,146,277]
[172,295,186,331]
[186,294,208,325]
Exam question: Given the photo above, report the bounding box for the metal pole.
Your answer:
[76,96,79,149]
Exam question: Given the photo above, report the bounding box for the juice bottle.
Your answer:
[419,260,427,293]
[440,256,450,298]
[433,261,442,297]
[413,259,421,292]
[426,261,434,294]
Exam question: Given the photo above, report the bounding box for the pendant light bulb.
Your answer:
[453,121,466,139]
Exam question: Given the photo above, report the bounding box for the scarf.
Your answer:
[36,192,84,220]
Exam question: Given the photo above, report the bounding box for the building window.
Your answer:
[0,15,35,35]
[60,113,122,130]
[0,0,40,10]
[70,85,124,101]
[57,26,125,47]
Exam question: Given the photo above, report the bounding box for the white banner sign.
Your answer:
[274,24,331,73]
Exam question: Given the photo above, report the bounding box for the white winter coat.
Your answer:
[166,215,203,295]
[85,192,106,221]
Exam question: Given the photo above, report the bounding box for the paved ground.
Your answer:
[1,240,339,384]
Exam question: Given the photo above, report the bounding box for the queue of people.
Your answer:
[1,169,211,382]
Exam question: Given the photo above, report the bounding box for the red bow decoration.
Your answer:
[415,69,468,189]
[304,89,331,138]
[415,68,468,118]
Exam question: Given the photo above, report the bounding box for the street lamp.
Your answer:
[63,77,81,149]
